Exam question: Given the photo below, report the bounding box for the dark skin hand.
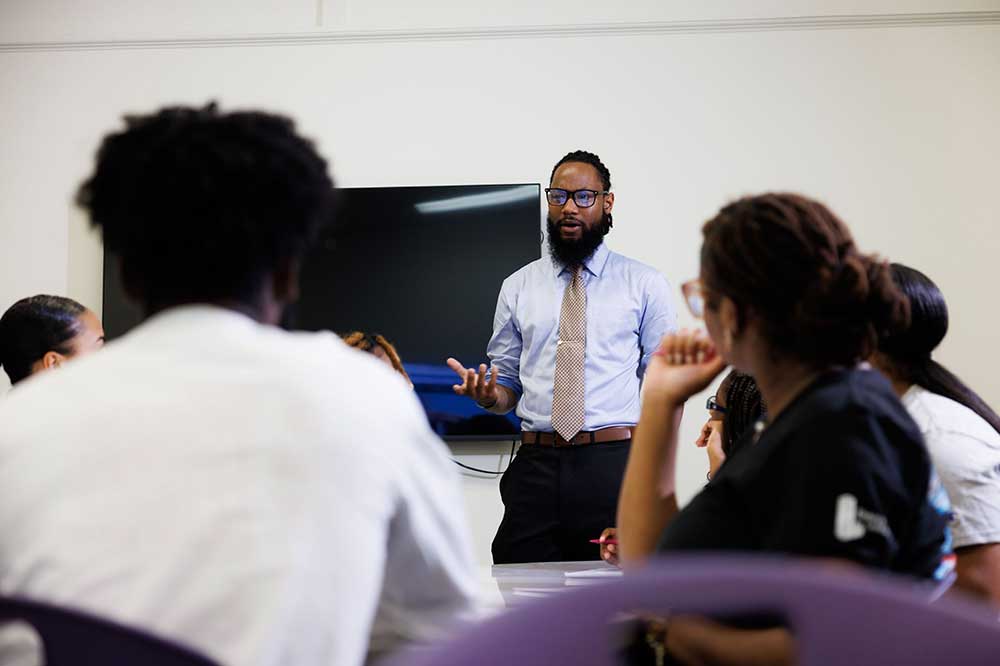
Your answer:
[446,357,518,413]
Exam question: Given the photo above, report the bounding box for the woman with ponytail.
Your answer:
[614,194,950,665]
[870,264,1000,603]
[0,295,104,386]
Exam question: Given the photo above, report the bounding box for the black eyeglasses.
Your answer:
[706,396,726,414]
[545,188,609,208]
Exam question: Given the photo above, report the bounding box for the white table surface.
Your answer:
[477,560,623,612]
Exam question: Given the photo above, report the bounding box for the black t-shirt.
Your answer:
[658,368,947,579]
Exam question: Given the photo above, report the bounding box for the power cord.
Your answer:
[452,439,517,476]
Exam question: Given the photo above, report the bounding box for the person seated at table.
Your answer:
[616,193,950,665]
[600,370,766,565]
[869,263,1000,604]
[0,295,104,385]
[343,330,413,387]
[0,104,478,666]
[695,370,766,482]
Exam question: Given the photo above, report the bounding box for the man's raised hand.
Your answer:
[446,357,499,408]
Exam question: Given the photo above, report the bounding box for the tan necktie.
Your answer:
[552,266,587,441]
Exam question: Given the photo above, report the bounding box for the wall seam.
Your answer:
[1,10,998,53]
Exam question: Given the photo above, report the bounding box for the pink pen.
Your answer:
[589,538,619,545]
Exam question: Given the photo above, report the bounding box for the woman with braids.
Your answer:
[343,330,413,388]
[0,295,104,386]
[600,371,765,565]
[615,193,949,665]
[696,371,766,482]
[869,263,1000,603]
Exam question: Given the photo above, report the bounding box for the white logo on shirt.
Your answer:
[834,494,866,541]
[834,493,892,542]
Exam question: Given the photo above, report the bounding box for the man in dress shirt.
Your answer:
[448,150,677,563]
[0,105,478,666]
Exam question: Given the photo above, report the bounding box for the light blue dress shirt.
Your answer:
[487,242,677,432]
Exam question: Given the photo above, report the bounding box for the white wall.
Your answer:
[2,1,999,566]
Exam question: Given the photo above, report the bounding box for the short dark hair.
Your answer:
[550,150,612,191]
[76,103,336,312]
[0,295,86,384]
[880,263,1000,435]
[550,150,613,229]
[701,193,909,368]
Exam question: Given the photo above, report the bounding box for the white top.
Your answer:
[903,385,1000,549]
[0,306,479,666]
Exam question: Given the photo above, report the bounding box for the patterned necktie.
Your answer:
[551,265,587,441]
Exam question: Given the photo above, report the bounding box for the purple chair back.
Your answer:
[0,595,219,666]
[392,555,1000,666]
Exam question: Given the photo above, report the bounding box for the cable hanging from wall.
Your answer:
[452,439,517,476]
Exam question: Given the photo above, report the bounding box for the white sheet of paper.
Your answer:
[564,568,623,579]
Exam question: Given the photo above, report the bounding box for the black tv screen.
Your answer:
[103,183,542,440]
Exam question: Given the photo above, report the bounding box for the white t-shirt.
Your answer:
[0,306,478,666]
[903,385,1000,549]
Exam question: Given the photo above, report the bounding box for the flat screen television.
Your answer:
[103,183,543,440]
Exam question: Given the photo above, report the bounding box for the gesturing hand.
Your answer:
[643,330,727,406]
[446,357,499,407]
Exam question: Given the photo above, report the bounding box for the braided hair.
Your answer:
[342,331,412,384]
[550,150,613,227]
[701,193,909,368]
[718,370,767,458]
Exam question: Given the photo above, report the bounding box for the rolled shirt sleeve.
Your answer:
[637,272,678,376]
[486,278,523,398]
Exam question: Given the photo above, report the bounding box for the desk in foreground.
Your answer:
[479,561,622,610]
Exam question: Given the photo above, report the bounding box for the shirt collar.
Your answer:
[555,242,611,278]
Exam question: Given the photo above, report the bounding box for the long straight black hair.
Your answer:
[880,264,1000,435]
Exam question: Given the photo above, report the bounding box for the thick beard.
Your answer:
[546,214,612,266]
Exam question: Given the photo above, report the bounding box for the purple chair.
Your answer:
[391,555,1000,666]
[0,595,219,666]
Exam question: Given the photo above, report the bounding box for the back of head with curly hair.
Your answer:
[76,103,336,314]
[700,193,909,368]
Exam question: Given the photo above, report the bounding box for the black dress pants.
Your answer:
[491,439,630,564]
